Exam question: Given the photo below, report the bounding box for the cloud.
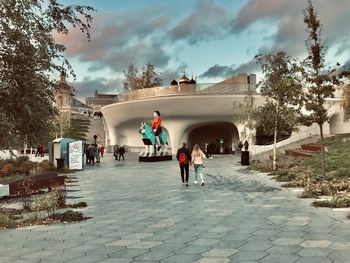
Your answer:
[231,0,350,59]
[201,60,259,79]
[71,77,123,101]
[54,7,171,72]
[167,0,229,45]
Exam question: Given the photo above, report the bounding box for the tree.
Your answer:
[255,51,302,170]
[0,0,95,149]
[300,0,341,177]
[123,63,162,92]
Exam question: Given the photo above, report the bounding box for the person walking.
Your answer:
[118,145,125,161]
[95,145,100,163]
[88,144,96,165]
[84,144,90,165]
[35,144,41,157]
[114,145,119,160]
[191,144,206,186]
[100,145,105,157]
[176,142,191,187]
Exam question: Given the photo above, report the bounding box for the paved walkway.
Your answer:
[1,154,350,263]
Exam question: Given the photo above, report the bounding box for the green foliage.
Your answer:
[63,118,90,141]
[255,51,302,169]
[32,190,60,217]
[0,212,16,229]
[0,0,95,149]
[50,210,85,222]
[123,63,162,92]
[313,194,350,208]
[300,0,343,177]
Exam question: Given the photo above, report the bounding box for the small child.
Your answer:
[191,144,206,186]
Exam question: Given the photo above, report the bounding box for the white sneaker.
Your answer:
[194,181,198,184]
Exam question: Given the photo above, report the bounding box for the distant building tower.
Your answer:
[170,79,178,86]
[179,74,190,84]
[53,70,75,137]
[189,77,196,84]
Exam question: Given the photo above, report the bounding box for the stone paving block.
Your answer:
[64,244,104,254]
[65,254,109,263]
[229,250,268,261]
[294,256,333,263]
[260,253,300,263]
[266,245,303,254]
[97,258,133,263]
[238,240,273,251]
[300,233,333,240]
[134,250,175,261]
[175,245,212,255]
[201,248,238,257]
[160,254,201,263]
[108,239,140,247]
[252,229,281,236]
[220,233,252,241]
[164,235,196,244]
[207,227,235,233]
[127,241,163,249]
[329,241,350,250]
[277,231,305,238]
[199,232,228,239]
[86,246,126,255]
[121,233,154,240]
[297,248,332,257]
[273,237,304,246]
[194,257,231,263]
[300,240,332,248]
[110,248,150,259]
[188,238,220,246]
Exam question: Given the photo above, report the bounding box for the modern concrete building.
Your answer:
[101,73,350,155]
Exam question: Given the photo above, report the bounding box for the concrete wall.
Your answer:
[101,94,349,155]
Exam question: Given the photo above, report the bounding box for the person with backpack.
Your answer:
[176,142,192,187]
[118,145,125,161]
[191,144,206,186]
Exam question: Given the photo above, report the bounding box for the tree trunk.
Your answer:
[273,107,279,170]
[319,123,325,177]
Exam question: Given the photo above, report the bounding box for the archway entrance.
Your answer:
[187,122,239,153]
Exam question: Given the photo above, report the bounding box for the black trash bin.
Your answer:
[241,151,250,166]
[56,158,65,171]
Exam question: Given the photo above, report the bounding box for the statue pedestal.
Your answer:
[139,155,172,162]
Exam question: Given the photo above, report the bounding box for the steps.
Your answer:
[85,118,106,145]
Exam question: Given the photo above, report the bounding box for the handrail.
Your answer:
[118,83,257,102]
[252,127,319,156]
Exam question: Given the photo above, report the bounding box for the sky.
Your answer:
[56,0,350,101]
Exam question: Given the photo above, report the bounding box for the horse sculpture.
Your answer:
[138,122,168,157]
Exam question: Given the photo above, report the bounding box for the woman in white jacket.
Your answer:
[191,144,206,186]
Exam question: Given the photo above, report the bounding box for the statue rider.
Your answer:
[151,110,162,151]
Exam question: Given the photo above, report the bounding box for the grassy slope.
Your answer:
[63,118,90,142]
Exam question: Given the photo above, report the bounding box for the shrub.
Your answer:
[38,160,50,171]
[313,194,350,208]
[0,212,16,229]
[32,190,60,217]
[14,156,30,167]
[21,161,36,175]
[18,179,34,211]
[1,163,14,176]
[50,210,85,222]
[69,202,87,208]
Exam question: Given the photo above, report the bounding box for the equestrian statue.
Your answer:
[138,110,169,157]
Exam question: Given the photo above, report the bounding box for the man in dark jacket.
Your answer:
[176,142,192,187]
[118,145,125,161]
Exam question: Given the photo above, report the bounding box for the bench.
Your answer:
[9,171,65,195]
